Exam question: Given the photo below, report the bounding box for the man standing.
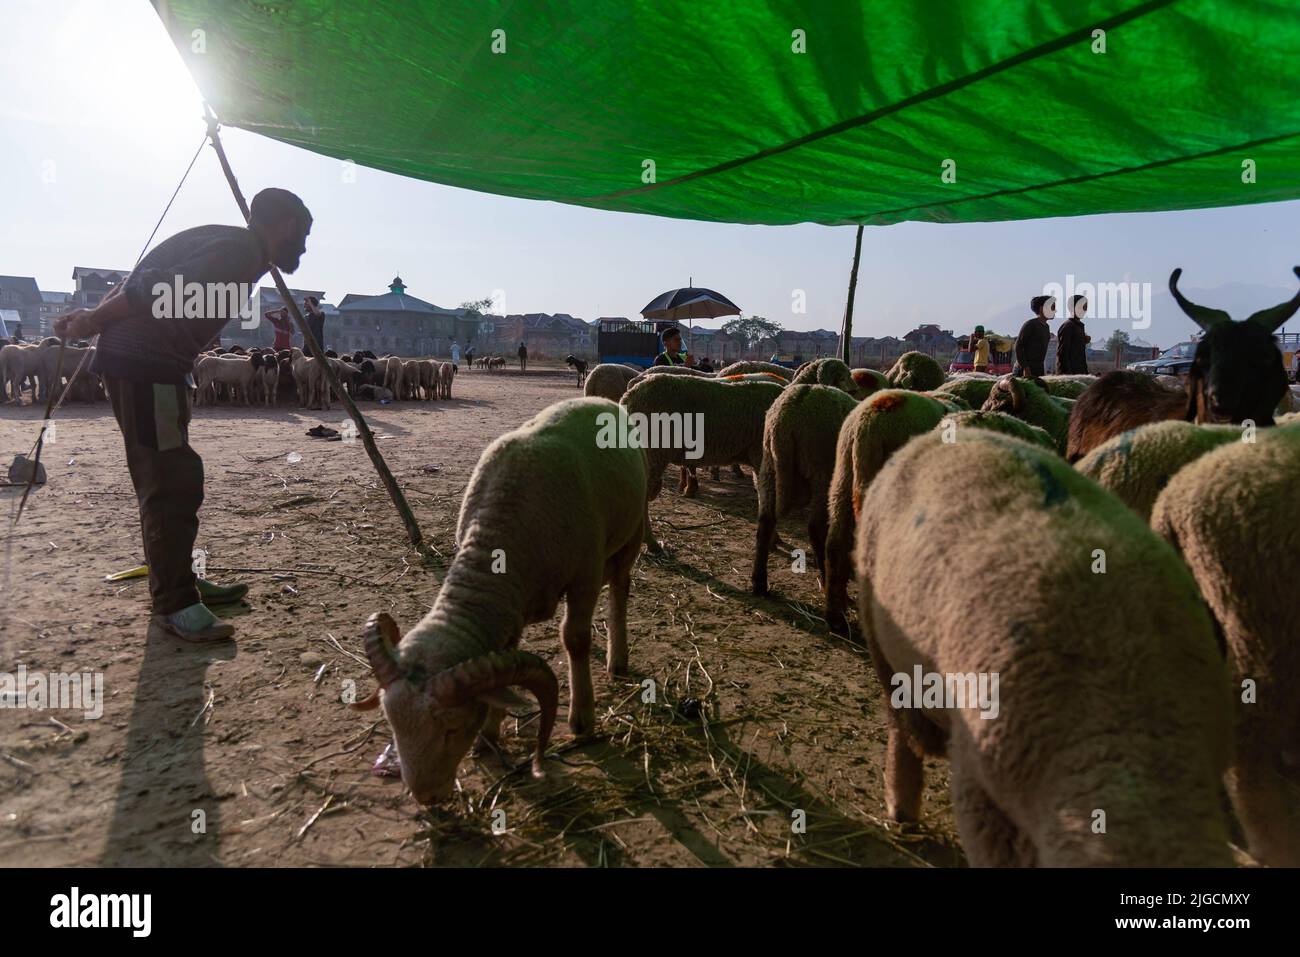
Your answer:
[517,340,528,372]
[654,326,693,366]
[265,305,294,351]
[450,340,460,369]
[1056,295,1089,374]
[971,325,990,373]
[1015,295,1054,379]
[303,295,326,356]
[55,187,312,642]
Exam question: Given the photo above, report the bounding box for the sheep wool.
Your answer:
[1074,420,1240,520]
[934,410,1055,451]
[980,376,1070,454]
[717,360,790,380]
[789,357,864,397]
[362,397,647,804]
[822,389,956,631]
[885,350,945,391]
[857,428,1233,866]
[751,384,859,599]
[1150,420,1300,866]
[1039,374,1097,399]
[584,362,641,402]
[934,375,996,410]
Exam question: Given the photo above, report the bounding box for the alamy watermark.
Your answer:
[890,665,999,720]
[151,277,258,327]
[0,664,104,719]
[596,408,705,459]
[1041,273,1153,330]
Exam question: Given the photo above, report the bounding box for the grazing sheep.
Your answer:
[378,356,404,398]
[1150,422,1300,866]
[194,354,258,406]
[885,351,945,391]
[437,361,455,399]
[620,374,782,550]
[789,357,865,397]
[1074,420,1240,520]
[857,428,1233,866]
[717,360,790,380]
[565,354,589,387]
[351,398,646,804]
[419,359,438,401]
[751,383,859,601]
[933,410,1055,450]
[584,363,642,402]
[981,376,1070,454]
[1,339,58,403]
[402,359,423,400]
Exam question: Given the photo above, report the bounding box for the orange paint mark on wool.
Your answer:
[871,392,906,413]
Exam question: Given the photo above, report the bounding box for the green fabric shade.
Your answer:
[152,0,1300,226]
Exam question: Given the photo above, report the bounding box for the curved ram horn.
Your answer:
[428,650,559,777]
[1245,266,1300,332]
[1168,268,1231,331]
[363,611,404,688]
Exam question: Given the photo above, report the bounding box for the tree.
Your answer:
[1104,329,1131,354]
[459,297,496,317]
[722,315,783,354]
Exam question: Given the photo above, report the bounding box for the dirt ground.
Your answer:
[0,362,964,867]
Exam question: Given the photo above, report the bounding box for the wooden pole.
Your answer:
[203,109,427,556]
[840,224,864,363]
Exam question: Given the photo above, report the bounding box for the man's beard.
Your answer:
[274,251,302,273]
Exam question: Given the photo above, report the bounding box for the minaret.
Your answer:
[389,275,406,295]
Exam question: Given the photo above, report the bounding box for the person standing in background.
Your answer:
[1056,295,1089,374]
[1015,295,1054,379]
[265,306,294,351]
[303,295,326,356]
[971,325,989,373]
[450,340,460,369]
[517,340,528,372]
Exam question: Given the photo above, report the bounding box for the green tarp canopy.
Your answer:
[152,0,1300,226]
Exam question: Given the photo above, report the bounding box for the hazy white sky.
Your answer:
[3,0,1299,348]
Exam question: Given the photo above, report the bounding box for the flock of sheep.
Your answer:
[352,268,1300,867]
[0,338,464,409]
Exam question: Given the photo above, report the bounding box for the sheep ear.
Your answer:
[1169,268,1231,331]
[477,687,529,710]
[1245,266,1300,332]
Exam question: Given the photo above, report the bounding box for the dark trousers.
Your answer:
[104,376,204,616]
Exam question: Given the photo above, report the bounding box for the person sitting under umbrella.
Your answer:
[653,326,693,367]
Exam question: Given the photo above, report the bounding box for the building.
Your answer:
[71,267,129,309]
[0,308,22,338]
[39,291,72,335]
[336,277,471,356]
[0,275,43,333]
[487,312,594,358]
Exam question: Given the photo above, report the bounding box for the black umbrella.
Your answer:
[640,282,741,354]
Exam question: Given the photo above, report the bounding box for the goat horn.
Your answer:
[350,688,382,711]
[363,612,403,688]
[428,650,559,777]
[1244,266,1300,332]
[1169,268,1231,331]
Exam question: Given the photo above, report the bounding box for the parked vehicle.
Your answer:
[1127,340,1197,377]
[949,335,1014,375]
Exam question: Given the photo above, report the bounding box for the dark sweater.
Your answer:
[1014,316,1051,378]
[93,225,271,383]
[1055,317,1089,374]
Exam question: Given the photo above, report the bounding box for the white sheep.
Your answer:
[620,373,783,550]
[584,363,642,402]
[1073,420,1241,520]
[352,397,646,804]
[1150,421,1300,866]
[437,360,455,399]
[717,360,790,380]
[857,428,1233,865]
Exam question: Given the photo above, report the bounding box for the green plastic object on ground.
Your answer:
[153,0,1300,226]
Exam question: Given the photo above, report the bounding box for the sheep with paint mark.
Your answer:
[1150,421,1300,866]
[857,428,1233,866]
[352,397,646,805]
[980,375,1070,454]
[885,350,946,392]
[620,374,782,550]
[822,389,964,631]
[1073,420,1241,520]
[751,383,860,600]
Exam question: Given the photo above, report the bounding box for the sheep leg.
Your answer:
[808,492,830,590]
[751,457,778,596]
[1227,751,1300,867]
[884,726,924,823]
[950,759,1035,867]
[682,465,699,498]
[561,589,599,737]
[606,539,639,677]
[471,704,507,759]
[677,465,691,493]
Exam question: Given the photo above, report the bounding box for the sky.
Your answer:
[3,0,1300,349]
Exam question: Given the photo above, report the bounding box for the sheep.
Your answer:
[256,352,280,406]
[194,354,258,407]
[636,365,714,379]
[620,374,783,550]
[751,383,860,600]
[1149,422,1300,866]
[351,397,646,804]
[1067,267,1300,462]
[852,367,889,397]
[378,356,404,398]
[437,360,455,399]
[856,428,1233,865]
[565,354,589,387]
[789,357,865,397]
[980,375,1070,455]
[355,383,394,402]
[1039,374,1096,399]
[717,360,790,380]
[584,363,641,402]
[934,374,997,410]
[1073,420,1241,520]
[885,350,945,391]
[1,340,58,403]
[418,359,438,401]
[821,389,965,632]
[402,359,423,400]
[290,347,329,410]
[933,410,1055,451]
